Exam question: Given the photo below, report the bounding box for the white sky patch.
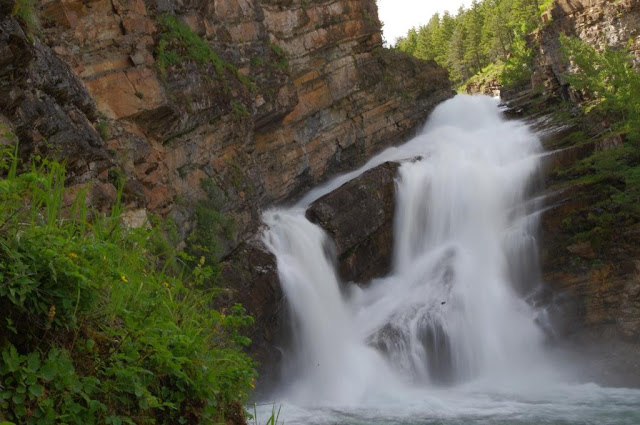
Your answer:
[377,0,474,46]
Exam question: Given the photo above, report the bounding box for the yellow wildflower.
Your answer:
[69,252,77,259]
[121,275,128,283]
[162,281,170,288]
[47,305,56,322]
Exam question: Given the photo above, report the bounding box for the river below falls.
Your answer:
[254,383,640,425]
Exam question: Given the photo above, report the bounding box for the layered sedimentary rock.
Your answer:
[537,128,640,386]
[2,0,452,250]
[532,0,640,98]
[0,11,111,185]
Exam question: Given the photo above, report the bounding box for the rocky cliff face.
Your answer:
[1,0,453,385]
[532,0,640,332]
[500,0,640,385]
[536,122,640,386]
[532,0,640,99]
[1,0,451,250]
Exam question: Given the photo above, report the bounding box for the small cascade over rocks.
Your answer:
[262,95,556,404]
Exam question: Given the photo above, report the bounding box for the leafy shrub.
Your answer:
[96,120,111,141]
[539,0,555,15]
[558,142,640,210]
[561,35,640,142]
[187,179,235,274]
[156,14,225,76]
[500,34,535,88]
[155,14,256,91]
[232,101,250,118]
[552,36,640,247]
[268,43,285,57]
[0,346,103,423]
[460,61,504,93]
[0,143,256,424]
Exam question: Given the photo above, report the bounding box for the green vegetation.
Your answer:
[269,43,289,71]
[459,61,504,92]
[556,144,640,249]
[395,0,543,87]
[11,0,39,37]
[553,38,640,248]
[250,56,264,67]
[156,14,225,77]
[268,44,285,57]
[155,14,256,91]
[0,142,256,424]
[561,36,640,142]
[231,101,250,119]
[500,33,535,88]
[247,43,290,80]
[539,0,555,15]
[187,179,236,274]
[96,120,111,141]
[250,404,282,425]
[558,143,639,207]
[1,125,18,146]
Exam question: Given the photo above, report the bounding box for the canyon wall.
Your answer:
[532,0,640,98]
[1,0,452,249]
[537,0,640,334]
[505,0,640,384]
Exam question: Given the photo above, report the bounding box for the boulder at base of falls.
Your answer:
[306,161,400,284]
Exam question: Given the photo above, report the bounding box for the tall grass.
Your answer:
[252,404,284,425]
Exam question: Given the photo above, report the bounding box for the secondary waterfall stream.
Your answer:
[258,96,640,424]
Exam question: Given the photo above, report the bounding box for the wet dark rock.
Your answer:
[220,237,284,388]
[306,161,400,283]
[0,16,111,182]
[367,310,454,385]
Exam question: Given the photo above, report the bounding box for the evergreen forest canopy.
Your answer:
[395,0,554,87]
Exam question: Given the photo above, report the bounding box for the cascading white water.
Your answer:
[375,98,548,386]
[258,96,640,424]
[262,209,401,405]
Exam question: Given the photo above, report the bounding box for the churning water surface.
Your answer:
[258,95,640,424]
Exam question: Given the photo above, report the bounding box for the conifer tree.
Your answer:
[396,0,545,86]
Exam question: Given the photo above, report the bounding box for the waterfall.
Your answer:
[262,95,554,405]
